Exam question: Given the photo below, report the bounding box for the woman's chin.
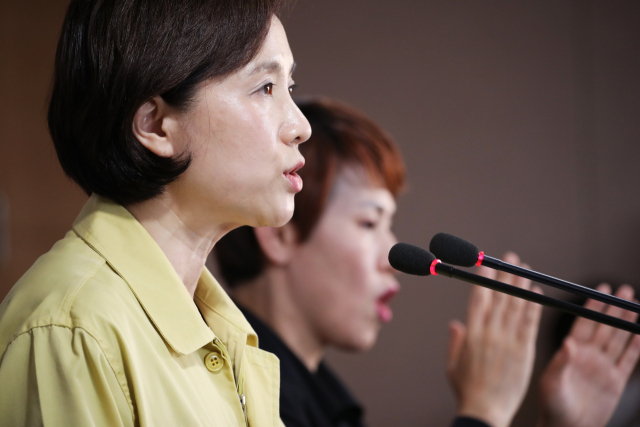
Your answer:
[269,197,296,227]
[335,329,379,353]
[252,203,295,228]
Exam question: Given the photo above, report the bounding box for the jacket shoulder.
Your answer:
[0,230,132,356]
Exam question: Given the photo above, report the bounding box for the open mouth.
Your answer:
[376,286,399,323]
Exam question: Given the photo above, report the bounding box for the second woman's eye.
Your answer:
[289,84,298,94]
[262,83,274,96]
[359,220,377,230]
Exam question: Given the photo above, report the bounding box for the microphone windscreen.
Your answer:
[388,243,436,276]
[429,233,479,267]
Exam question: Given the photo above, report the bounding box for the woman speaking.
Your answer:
[0,0,310,426]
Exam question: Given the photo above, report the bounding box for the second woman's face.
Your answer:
[288,168,400,352]
[169,17,311,230]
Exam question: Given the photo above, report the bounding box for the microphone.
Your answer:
[389,243,640,335]
[387,243,435,276]
[429,232,640,315]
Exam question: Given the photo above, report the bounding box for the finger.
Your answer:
[489,253,520,324]
[517,285,543,345]
[549,336,577,378]
[465,284,493,338]
[514,263,532,290]
[494,252,521,286]
[591,285,634,348]
[617,333,640,380]
[477,264,496,280]
[604,289,639,360]
[447,320,467,372]
[569,283,611,342]
[503,262,533,332]
[487,288,509,334]
[555,336,577,371]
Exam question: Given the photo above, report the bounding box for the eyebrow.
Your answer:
[360,201,384,215]
[249,60,296,76]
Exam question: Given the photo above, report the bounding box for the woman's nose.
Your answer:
[380,232,399,273]
[281,102,312,146]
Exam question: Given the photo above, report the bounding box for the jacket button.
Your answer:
[204,351,224,372]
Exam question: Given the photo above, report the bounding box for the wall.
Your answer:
[1,1,639,426]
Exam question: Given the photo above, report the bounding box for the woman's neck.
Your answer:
[232,270,326,372]
[126,195,234,298]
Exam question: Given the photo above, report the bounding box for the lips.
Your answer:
[284,160,305,193]
[376,285,399,323]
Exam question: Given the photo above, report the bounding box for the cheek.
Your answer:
[189,103,283,189]
[335,244,375,298]
[312,228,373,294]
[294,229,380,346]
[213,108,278,166]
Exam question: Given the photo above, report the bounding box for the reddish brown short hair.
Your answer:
[215,97,406,286]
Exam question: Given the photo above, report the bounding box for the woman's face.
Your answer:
[169,17,311,230]
[288,167,400,352]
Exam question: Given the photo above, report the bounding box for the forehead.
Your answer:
[243,16,293,76]
[327,167,397,214]
[203,17,293,92]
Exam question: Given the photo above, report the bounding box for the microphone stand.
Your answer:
[480,255,640,314]
[434,261,640,335]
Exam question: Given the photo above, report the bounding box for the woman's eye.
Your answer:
[359,220,377,230]
[262,83,274,96]
[289,84,298,94]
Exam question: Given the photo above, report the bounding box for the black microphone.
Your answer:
[429,232,640,315]
[387,243,435,276]
[389,243,640,335]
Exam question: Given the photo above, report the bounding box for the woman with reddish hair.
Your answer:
[215,97,640,427]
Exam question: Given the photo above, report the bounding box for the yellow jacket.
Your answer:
[0,195,283,427]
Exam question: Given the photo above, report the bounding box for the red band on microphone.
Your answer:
[430,259,442,276]
[476,251,484,267]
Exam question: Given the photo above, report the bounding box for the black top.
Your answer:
[241,307,490,427]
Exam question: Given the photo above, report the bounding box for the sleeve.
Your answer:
[0,325,134,427]
[451,417,492,427]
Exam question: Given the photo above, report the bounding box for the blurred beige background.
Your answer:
[1,1,639,426]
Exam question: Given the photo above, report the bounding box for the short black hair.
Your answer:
[48,0,284,205]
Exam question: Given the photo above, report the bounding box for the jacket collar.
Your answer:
[194,271,258,348]
[195,269,258,379]
[73,194,255,356]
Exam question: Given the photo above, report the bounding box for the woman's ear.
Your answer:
[254,224,298,266]
[132,96,176,158]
